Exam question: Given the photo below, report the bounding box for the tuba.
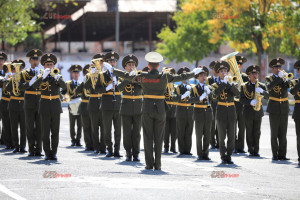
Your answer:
[11,62,22,96]
[253,81,263,111]
[221,51,244,88]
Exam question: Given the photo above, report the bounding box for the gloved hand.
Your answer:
[29,76,37,86]
[223,77,228,84]
[103,62,113,72]
[43,68,51,79]
[54,74,61,80]
[193,68,202,75]
[112,76,117,83]
[250,99,257,106]
[129,70,136,76]
[278,71,284,78]
[199,92,207,101]
[181,91,190,99]
[106,83,113,91]
[186,85,191,90]
[34,67,40,75]
[3,72,11,80]
[204,86,211,94]
[255,87,264,94]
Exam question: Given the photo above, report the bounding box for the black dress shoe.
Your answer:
[210,145,216,149]
[106,151,114,157]
[51,154,57,160]
[145,166,153,170]
[279,157,290,161]
[114,152,123,157]
[185,152,193,156]
[5,146,12,149]
[154,167,161,170]
[125,156,132,161]
[133,156,140,162]
[45,155,51,160]
[163,148,168,153]
[233,149,238,154]
[221,159,227,164]
[179,152,185,156]
[272,156,279,161]
[237,149,246,153]
[28,151,35,157]
[12,148,19,153]
[227,159,234,164]
[85,147,93,151]
[76,142,82,147]
[35,152,44,156]
[19,148,27,153]
[100,150,106,154]
[215,145,219,149]
[197,156,202,160]
[253,153,260,157]
[71,142,76,146]
[202,155,211,160]
[94,150,99,154]
[170,149,177,153]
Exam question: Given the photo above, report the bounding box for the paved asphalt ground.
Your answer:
[0,107,299,200]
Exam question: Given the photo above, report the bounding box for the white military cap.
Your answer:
[145,52,163,63]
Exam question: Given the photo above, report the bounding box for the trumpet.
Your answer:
[280,70,293,80]
[51,68,60,76]
[224,75,238,84]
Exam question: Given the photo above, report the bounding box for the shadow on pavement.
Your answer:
[139,169,169,175]
[214,163,241,169]
[17,156,43,161]
[117,160,144,167]
[28,160,61,165]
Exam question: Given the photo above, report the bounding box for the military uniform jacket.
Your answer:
[75,82,90,115]
[113,69,195,115]
[6,78,25,112]
[95,70,121,111]
[173,83,194,117]
[84,73,102,112]
[290,78,300,119]
[189,83,213,121]
[165,83,176,118]
[117,78,143,116]
[239,81,269,120]
[234,73,249,110]
[207,76,219,107]
[19,68,41,110]
[32,75,66,115]
[0,79,10,112]
[265,75,290,115]
[212,81,239,121]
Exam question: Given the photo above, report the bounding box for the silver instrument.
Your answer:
[68,97,81,115]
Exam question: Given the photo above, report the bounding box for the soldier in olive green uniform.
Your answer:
[207,61,219,149]
[19,49,43,156]
[0,52,5,146]
[84,53,106,154]
[163,67,177,154]
[212,61,239,164]
[240,65,269,157]
[62,65,83,146]
[233,55,249,153]
[290,60,300,166]
[117,54,142,161]
[31,54,67,160]
[111,52,201,170]
[76,64,93,151]
[0,53,13,149]
[99,52,122,157]
[266,58,290,161]
[173,67,194,156]
[190,66,213,160]
[6,59,26,153]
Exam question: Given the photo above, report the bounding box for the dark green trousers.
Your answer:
[9,110,26,149]
[122,114,141,157]
[235,108,245,151]
[217,119,235,159]
[81,113,92,149]
[195,116,211,157]
[269,114,288,158]
[69,112,82,143]
[245,118,262,154]
[102,110,121,153]
[142,112,166,169]
[40,113,60,156]
[1,110,12,147]
[89,111,105,151]
[294,119,300,161]
[177,116,193,154]
[164,117,177,150]
[25,109,42,153]
[210,104,218,147]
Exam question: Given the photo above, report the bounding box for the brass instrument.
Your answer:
[280,70,293,80]
[224,75,238,84]
[221,51,244,88]
[87,64,99,90]
[92,58,103,71]
[11,62,22,96]
[253,81,263,111]
[51,68,60,76]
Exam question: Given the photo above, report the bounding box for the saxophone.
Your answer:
[253,81,263,111]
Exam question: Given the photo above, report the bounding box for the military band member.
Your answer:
[0,53,12,149]
[0,52,4,145]
[31,54,67,160]
[111,52,201,170]
[62,65,83,146]
[266,58,290,161]
[289,60,300,165]
[207,61,219,149]
[100,52,122,157]
[6,59,26,153]
[19,49,43,156]
[174,67,194,156]
[117,54,142,161]
[76,64,93,151]
[234,55,249,154]
[212,61,240,164]
[84,53,106,154]
[163,67,177,154]
[190,66,213,160]
[240,65,269,157]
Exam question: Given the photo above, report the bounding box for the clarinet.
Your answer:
[109,71,116,102]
